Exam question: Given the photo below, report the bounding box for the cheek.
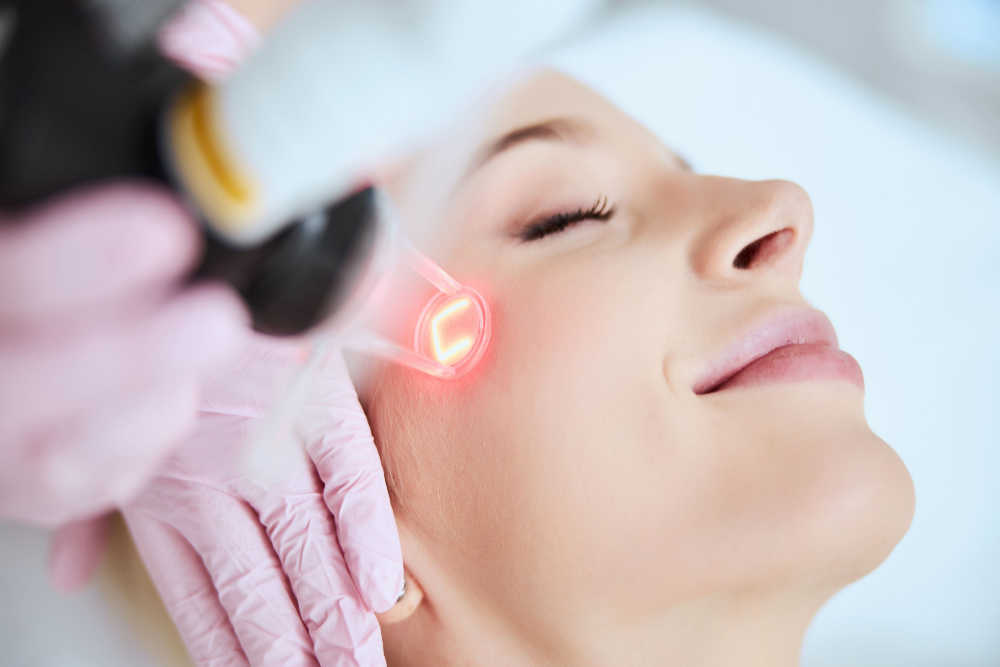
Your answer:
[426,260,697,606]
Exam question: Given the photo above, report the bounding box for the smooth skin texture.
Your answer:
[364,70,916,666]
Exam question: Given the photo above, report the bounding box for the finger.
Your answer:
[246,487,387,667]
[0,284,248,445]
[123,512,250,667]
[301,349,404,614]
[48,515,110,592]
[150,482,319,666]
[0,182,199,326]
[18,379,201,525]
[157,0,260,83]
[198,334,310,419]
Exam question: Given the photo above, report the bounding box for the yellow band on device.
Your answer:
[167,84,258,237]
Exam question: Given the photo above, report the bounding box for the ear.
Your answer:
[375,568,423,624]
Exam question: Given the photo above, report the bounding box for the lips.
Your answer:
[692,308,864,395]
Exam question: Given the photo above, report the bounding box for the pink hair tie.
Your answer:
[157,0,260,83]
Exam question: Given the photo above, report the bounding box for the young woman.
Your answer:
[109,68,915,667]
[363,68,915,666]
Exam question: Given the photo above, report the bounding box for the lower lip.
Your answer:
[708,343,864,393]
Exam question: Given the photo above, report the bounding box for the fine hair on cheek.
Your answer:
[358,365,427,515]
[359,363,470,550]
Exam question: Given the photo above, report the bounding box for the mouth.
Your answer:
[692,307,864,395]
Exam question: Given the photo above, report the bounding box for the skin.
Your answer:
[362,70,916,666]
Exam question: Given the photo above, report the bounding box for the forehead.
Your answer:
[483,70,634,136]
[387,70,668,223]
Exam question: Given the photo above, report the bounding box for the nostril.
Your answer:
[732,228,795,270]
[733,236,765,269]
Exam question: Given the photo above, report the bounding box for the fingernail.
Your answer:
[158,0,260,82]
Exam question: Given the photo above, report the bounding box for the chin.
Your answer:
[814,428,915,588]
[783,395,916,592]
[704,381,915,595]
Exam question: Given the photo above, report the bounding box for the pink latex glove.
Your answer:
[43,0,265,589]
[0,183,247,526]
[157,0,261,83]
[122,336,404,666]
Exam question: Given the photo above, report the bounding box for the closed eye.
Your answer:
[517,195,615,242]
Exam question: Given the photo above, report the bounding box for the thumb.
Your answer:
[48,516,111,593]
[157,0,260,83]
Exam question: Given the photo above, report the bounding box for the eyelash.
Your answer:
[517,195,616,242]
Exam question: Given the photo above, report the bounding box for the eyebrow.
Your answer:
[461,115,693,184]
[464,117,591,180]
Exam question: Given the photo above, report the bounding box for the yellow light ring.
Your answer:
[167,84,258,236]
[414,288,490,378]
[430,297,474,364]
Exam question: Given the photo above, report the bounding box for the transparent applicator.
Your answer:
[243,192,491,478]
[312,192,491,381]
[189,178,493,381]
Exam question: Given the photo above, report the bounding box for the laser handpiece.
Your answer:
[0,0,491,378]
[263,186,491,379]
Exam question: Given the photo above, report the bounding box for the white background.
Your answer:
[2,3,998,665]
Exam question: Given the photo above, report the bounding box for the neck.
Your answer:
[565,588,822,667]
[386,584,827,666]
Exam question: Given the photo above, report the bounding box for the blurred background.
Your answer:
[675,0,1000,158]
[2,1,998,665]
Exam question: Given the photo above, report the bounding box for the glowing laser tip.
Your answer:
[430,297,474,364]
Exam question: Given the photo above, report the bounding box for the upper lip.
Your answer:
[692,307,839,395]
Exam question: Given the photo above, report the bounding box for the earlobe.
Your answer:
[376,569,423,624]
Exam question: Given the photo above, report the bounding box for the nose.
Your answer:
[688,178,814,285]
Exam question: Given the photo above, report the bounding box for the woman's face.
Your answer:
[367,71,914,653]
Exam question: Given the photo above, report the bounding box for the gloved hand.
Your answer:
[38,0,273,590]
[122,336,404,666]
[0,183,247,525]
